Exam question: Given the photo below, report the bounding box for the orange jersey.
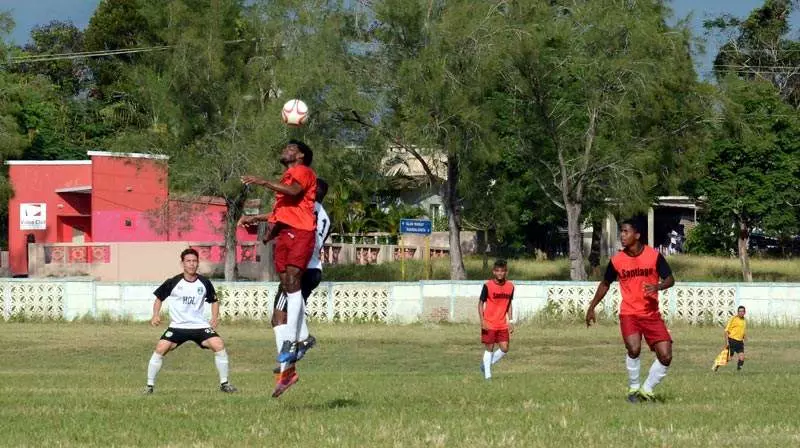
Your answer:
[268,165,317,231]
[605,245,672,317]
[480,280,514,330]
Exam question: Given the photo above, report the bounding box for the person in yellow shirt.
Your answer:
[716,306,747,372]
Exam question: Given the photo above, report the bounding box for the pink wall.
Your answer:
[90,154,169,242]
[7,162,93,275]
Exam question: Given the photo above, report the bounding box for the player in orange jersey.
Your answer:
[478,259,515,380]
[586,219,675,403]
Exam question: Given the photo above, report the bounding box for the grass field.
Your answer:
[325,255,800,283]
[2,322,800,447]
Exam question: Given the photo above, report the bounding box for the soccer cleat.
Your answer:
[626,388,640,403]
[712,365,719,372]
[143,385,154,395]
[276,340,298,363]
[638,390,657,402]
[296,335,317,361]
[219,382,238,393]
[272,371,299,398]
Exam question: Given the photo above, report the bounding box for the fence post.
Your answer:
[3,282,11,321]
[326,282,334,322]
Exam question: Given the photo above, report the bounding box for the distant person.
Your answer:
[715,306,747,372]
[478,259,515,380]
[145,248,237,394]
[586,219,675,403]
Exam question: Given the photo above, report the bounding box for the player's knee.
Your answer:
[658,352,672,366]
[626,346,641,358]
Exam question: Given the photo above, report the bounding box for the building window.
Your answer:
[124,219,132,227]
[429,204,441,222]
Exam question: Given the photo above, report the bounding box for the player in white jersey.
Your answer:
[144,248,237,394]
[272,179,331,372]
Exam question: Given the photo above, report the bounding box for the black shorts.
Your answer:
[728,338,745,355]
[301,268,322,300]
[160,327,219,349]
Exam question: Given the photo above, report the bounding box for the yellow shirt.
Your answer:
[725,316,746,341]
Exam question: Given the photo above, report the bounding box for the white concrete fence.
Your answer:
[2,279,800,325]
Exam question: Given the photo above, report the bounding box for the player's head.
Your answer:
[282,139,313,167]
[619,218,643,249]
[180,248,199,275]
[737,305,746,317]
[492,259,508,282]
[316,178,329,203]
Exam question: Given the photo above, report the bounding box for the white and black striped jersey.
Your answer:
[153,274,217,329]
[307,202,330,271]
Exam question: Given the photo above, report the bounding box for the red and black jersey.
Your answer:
[480,280,514,330]
[604,245,672,317]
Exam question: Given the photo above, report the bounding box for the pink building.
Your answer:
[6,151,258,277]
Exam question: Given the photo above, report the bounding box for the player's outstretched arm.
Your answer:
[585,281,610,327]
[241,176,304,197]
[151,298,162,327]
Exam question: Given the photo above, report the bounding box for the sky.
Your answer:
[3,0,800,78]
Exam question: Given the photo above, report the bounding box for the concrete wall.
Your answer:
[4,279,800,326]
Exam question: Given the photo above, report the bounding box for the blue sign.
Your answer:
[400,219,432,235]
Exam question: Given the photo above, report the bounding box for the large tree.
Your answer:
[358,0,505,280]
[699,78,800,281]
[500,0,704,280]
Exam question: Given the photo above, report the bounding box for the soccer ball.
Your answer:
[281,99,309,127]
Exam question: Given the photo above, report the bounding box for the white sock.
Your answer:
[491,349,505,364]
[273,324,288,352]
[298,299,310,341]
[214,349,229,384]
[483,351,492,379]
[642,360,669,394]
[285,290,304,342]
[626,355,641,391]
[147,352,163,386]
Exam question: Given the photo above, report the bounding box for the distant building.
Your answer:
[381,145,446,225]
[6,151,258,277]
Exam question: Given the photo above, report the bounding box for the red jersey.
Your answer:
[268,165,317,231]
[479,280,514,330]
[605,245,672,317]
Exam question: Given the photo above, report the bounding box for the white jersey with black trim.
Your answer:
[153,274,217,329]
[307,202,330,271]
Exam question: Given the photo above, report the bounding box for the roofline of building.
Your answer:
[87,150,170,160]
[55,186,93,194]
[5,160,92,166]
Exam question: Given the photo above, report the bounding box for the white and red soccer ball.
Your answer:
[281,99,309,127]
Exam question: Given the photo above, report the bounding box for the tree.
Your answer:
[705,0,800,108]
[362,0,505,280]
[109,0,371,280]
[501,0,704,280]
[699,78,800,281]
[13,21,87,96]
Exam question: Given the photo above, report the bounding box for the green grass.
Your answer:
[2,322,800,447]
[325,255,800,282]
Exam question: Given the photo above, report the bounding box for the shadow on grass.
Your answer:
[285,398,361,411]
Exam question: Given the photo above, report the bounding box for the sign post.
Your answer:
[399,219,433,281]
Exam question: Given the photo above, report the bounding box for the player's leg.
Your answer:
[481,330,495,379]
[145,335,177,393]
[620,316,643,401]
[201,334,237,392]
[277,264,304,364]
[296,269,322,361]
[641,317,673,400]
[735,341,745,370]
[492,332,510,365]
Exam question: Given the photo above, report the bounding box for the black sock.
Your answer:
[737,360,744,369]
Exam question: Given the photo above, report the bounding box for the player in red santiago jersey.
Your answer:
[585,219,675,403]
[239,140,317,398]
[478,259,515,380]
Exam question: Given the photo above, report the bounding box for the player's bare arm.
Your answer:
[241,176,304,197]
[478,300,487,330]
[210,301,220,330]
[644,274,675,294]
[586,280,611,327]
[150,298,162,326]
[507,302,514,334]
